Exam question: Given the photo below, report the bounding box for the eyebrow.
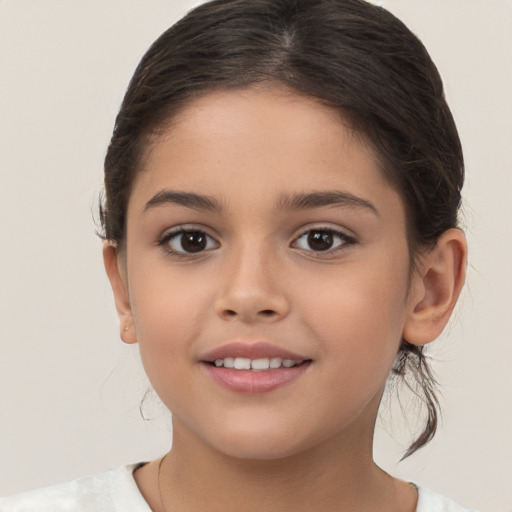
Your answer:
[143,189,378,216]
[144,190,223,213]
[278,190,379,216]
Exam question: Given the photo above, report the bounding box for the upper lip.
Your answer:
[201,342,309,362]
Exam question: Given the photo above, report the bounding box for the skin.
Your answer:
[104,86,467,512]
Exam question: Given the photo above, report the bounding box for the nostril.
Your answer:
[218,307,283,322]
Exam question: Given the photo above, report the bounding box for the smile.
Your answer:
[200,342,312,393]
[212,357,304,370]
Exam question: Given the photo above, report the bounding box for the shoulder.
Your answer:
[0,464,151,512]
[416,486,477,512]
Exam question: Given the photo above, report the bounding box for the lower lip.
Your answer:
[201,362,311,393]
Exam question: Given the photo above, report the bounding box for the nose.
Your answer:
[214,246,290,324]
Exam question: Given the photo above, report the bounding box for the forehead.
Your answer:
[129,86,402,218]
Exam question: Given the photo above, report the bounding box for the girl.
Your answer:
[1,0,475,510]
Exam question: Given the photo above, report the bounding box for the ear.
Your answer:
[103,241,137,344]
[403,228,467,346]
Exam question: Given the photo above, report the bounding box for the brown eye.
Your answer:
[162,229,219,255]
[180,231,207,252]
[293,228,353,253]
[307,231,334,251]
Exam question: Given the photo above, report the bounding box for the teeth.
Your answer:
[212,357,303,370]
[269,357,282,369]
[251,358,270,370]
[234,357,251,370]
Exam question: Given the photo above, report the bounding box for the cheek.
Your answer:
[298,256,410,374]
[127,266,212,381]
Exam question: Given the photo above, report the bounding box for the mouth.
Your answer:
[207,357,310,371]
[200,342,312,393]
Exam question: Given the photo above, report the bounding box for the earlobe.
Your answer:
[102,241,137,344]
[403,228,467,346]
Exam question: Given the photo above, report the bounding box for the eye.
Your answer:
[160,229,219,255]
[292,228,354,253]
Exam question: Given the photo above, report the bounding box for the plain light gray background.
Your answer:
[1,1,511,510]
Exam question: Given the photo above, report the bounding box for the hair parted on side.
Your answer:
[101,0,464,458]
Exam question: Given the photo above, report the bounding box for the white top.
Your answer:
[0,464,476,512]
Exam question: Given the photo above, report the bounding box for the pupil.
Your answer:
[308,231,333,251]
[181,232,207,253]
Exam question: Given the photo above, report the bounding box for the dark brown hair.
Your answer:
[101,0,464,458]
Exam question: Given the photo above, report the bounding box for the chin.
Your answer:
[200,419,321,462]
[216,438,305,461]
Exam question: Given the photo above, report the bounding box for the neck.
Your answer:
[156,404,414,512]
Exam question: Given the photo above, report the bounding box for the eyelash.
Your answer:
[157,226,356,258]
[291,227,356,256]
[157,227,219,258]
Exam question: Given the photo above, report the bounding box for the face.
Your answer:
[114,87,423,460]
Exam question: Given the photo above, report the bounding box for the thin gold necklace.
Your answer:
[157,455,167,512]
